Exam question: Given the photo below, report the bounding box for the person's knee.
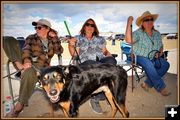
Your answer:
[112,59,117,65]
[100,56,117,65]
[21,68,38,82]
[165,61,170,70]
[161,59,170,70]
[80,60,99,66]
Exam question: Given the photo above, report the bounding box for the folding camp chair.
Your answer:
[2,36,62,108]
[2,36,25,107]
[119,42,145,92]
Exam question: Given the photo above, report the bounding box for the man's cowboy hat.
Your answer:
[136,11,159,27]
[32,19,51,28]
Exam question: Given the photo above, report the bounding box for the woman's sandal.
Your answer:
[141,82,149,92]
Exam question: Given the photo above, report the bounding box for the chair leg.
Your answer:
[125,66,134,92]
[131,65,134,92]
[6,60,16,108]
[133,67,140,83]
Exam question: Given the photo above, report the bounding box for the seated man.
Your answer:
[3,19,63,117]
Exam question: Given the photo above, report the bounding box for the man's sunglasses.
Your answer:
[85,23,95,28]
[34,26,44,30]
[143,18,154,22]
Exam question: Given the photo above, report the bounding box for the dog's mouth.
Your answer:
[47,91,61,103]
[49,95,60,103]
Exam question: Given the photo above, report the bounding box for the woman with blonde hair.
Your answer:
[125,11,170,96]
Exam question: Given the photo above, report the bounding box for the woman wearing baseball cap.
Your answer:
[125,11,170,96]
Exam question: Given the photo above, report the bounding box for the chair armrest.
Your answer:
[112,54,118,58]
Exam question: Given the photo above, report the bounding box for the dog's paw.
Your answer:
[125,112,129,118]
[69,111,78,117]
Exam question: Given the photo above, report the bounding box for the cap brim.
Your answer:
[32,22,37,26]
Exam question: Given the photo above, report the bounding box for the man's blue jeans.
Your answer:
[137,56,170,92]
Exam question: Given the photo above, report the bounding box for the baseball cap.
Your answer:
[32,19,51,28]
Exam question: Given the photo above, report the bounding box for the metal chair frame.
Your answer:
[3,60,22,107]
[119,42,145,92]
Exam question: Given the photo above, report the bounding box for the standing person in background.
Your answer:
[125,11,170,96]
[112,37,116,45]
[4,19,63,117]
[68,18,117,114]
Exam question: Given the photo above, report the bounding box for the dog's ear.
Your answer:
[58,65,69,73]
[68,65,80,74]
[57,65,69,79]
[36,70,41,80]
[31,65,41,79]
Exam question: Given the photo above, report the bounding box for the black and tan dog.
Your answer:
[38,63,129,118]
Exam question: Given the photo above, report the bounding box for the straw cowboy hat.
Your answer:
[136,11,159,27]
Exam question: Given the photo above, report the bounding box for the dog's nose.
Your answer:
[49,89,58,96]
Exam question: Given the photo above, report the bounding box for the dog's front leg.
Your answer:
[62,108,69,118]
[59,101,71,117]
[69,102,79,117]
[49,103,54,117]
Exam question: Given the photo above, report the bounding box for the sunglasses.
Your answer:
[143,18,154,22]
[34,26,44,30]
[85,23,95,28]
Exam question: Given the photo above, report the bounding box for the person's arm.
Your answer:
[159,46,164,57]
[21,36,33,69]
[125,16,134,44]
[14,60,32,76]
[68,37,79,56]
[102,47,112,56]
[14,61,23,70]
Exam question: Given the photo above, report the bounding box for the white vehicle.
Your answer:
[166,33,177,39]
[115,34,125,41]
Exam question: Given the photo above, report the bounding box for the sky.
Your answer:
[2,1,178,38]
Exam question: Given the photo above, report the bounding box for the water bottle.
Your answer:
[4,96,13,117]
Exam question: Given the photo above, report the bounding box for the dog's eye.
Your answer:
[53,72,58,77]
[53,72,61,79]
[43,74,49,80]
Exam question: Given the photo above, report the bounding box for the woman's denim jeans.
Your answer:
[137,56,170,92]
